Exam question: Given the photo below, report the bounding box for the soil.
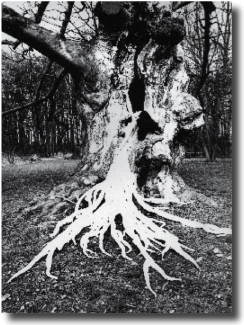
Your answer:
[2,158,232,313]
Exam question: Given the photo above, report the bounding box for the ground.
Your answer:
[2,158,232,313]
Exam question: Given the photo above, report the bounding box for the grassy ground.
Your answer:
[2,159,232,313]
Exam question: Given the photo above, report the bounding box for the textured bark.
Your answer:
[4,3,231,293]
[2,2,208,202]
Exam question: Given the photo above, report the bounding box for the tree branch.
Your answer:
[2,97,47,117]
[59,2,74,39]
[35,61,53,100]
[172,2,192,11]
[2,5,99,80]
[2,68,68,117]
[12,2,50,50]
[35,1,49,24]
[48,69,68,98]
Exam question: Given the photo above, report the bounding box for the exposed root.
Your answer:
[7,117,232,296]
[7,177,231,295]
[134,192,232,236]
[23,180,86,219]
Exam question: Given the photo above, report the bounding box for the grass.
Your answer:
[2,159,232,313]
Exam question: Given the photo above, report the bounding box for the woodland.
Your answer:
[2,1,232,313]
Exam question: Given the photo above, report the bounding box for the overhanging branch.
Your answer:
[2,5,99,80]
[12,1,50,50]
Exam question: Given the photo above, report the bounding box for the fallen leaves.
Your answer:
[2,159,232,313]
[196,257,203,263]
[2,294,10,302]
[213,247,221,254]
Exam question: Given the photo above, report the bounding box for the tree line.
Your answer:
[2,54,81,157]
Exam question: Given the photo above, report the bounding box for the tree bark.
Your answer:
[4,3,230,292]
[2,2,213,209]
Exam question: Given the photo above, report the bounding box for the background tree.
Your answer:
[2,2,231,295]
[2,51,83,156]
[180,1,232,160]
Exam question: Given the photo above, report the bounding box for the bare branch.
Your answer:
[2,97,47,117]
[2,5,99,80]
[172,2,192,11]
[48,69,68,98]
[2,68,68,117]
[59,2,74,39]
[197,3,215,93]
[35,1,49,24]
[35,61,53,100]
[12,2,49,50]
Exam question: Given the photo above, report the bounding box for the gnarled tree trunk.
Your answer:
[3,2,231,295]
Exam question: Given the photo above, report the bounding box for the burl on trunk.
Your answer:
[5,2,231,296]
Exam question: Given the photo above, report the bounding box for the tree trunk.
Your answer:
[4,3,230,293]
[1,2,218,209]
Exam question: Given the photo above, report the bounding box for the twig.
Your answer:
[56,196,76,205]
[2,68,68,116]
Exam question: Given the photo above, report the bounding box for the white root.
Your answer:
[50,213,77,238]
[134,192,232,236]
[142,196,189,206]
[7,110,232,296]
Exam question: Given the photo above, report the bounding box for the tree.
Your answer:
[2,2,231,296]
[2,50,83,156]
[180,1,232,160]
